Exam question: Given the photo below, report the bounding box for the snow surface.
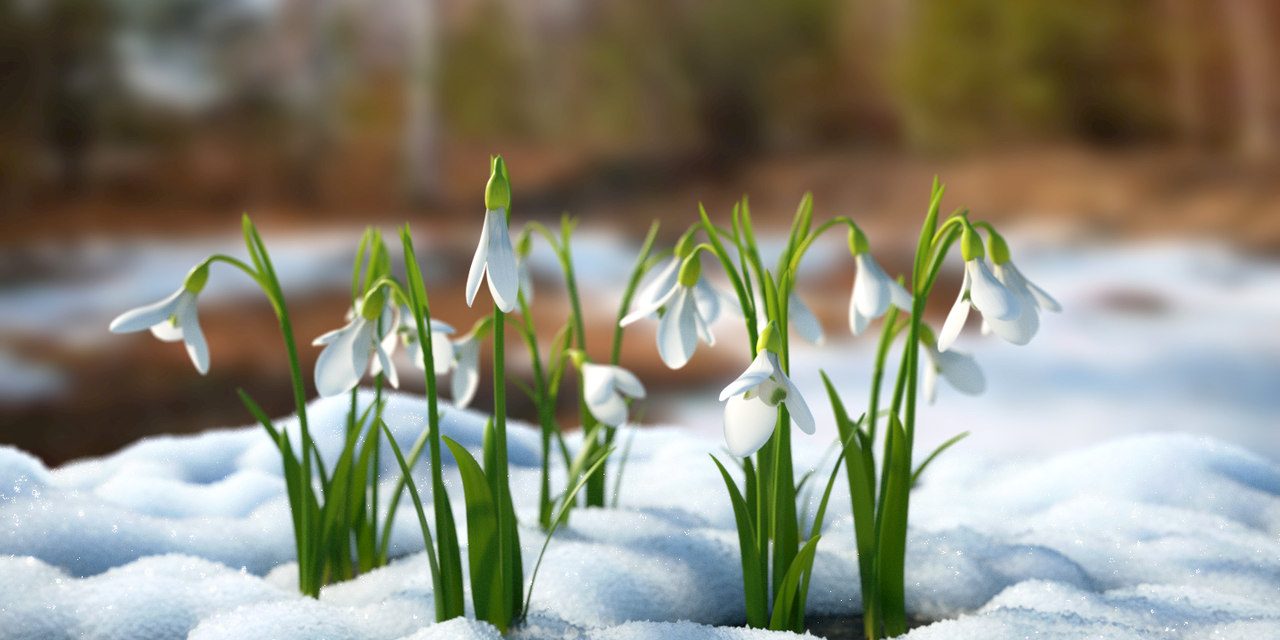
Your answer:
[1,390,1278,640]
[1,238,1278,638]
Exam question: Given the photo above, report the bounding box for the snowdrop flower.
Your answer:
[620,251,717,369]
[847,227,912,335]
[448,333,482,408]
[629,232,726,327]
[980,232,1061,345]
[109,263,212,374]
[718,324,815,457]
[937,222,1022,352]
[403,318,458,376]
[466,156,519,313]
[313,290,400,397]
[578,358,646,427]
[920,327,985,404]
[403,316,486,408]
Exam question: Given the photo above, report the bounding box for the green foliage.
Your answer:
[896,0,1164,147]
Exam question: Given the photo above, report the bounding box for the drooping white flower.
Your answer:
[620,254,717,369]
[581,362,646,427]
[937,226,1022,352]
[849,253,912,335]
[403,315,483,408]
[448,334,482,408]
[466,157,519,313]
[630,255,726,326]
[313,296,400,397]
[921,342,985,404]
[718,327,815,457]
[109,264,211,374]
[403,318,458,377]
[981,260,1061,344]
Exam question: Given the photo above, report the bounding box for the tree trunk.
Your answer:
[1222,0,1276,159]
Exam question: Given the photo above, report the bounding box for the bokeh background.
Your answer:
[2,0,1278,466]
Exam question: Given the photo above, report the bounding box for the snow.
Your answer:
[1,239,1278,639]
[2,390,1278,639]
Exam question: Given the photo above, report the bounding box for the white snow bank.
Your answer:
[1,391,1278,639]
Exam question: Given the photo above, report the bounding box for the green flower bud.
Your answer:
[847,226,870,256]
[183,263,210,294]
[960,221,985,262]
[359,288,386,320]
[565,348,587,369]
[756,320,783,354]
[987,229,1011,265]
[677,253,702,287]
[485,155,511,211]
[674,230,697,259]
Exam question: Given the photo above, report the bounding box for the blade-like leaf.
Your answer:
[443,437,509,632]
[876,413,911,636]
[912,431,969,486]
[768,534,821,632]
[711,455,769,628]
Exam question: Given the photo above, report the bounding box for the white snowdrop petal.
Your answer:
[656,289,697,369]
[1021,269,1061,312]
[888,279,913,311]
[483,209,519,313]
[781,377,816,435]
[718,351,776,401]
[315,322,363,397]
[632,258,679,312]
[848,296,870,335]
[109,288,185,334]
[609,366,646,400]
[582,364,615,406]
[588,389,628,428]
[430,331,456,376]
[175,298,209,375]
[922,357,940,405]
[693,278,723,325]
[464,212,491,308]
[149,319,184,342]
[853,255,891,319]
[967,259,1020,321]
[620,280,677,327]
[376,343,399,389]
[694,302,716,347]
[429,319,456,334]
[723,392,779,457]
[789,293,824,345]
[936,268,971,352]
[937,349,986,395]
[985,307,1037,345]
[452,339,481,408]
[312,327,345,347]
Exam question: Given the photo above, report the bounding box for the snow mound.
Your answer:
[1,391,1278,639]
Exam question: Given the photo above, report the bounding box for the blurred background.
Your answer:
[2,0,1278,466]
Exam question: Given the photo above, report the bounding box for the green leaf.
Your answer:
[912,431,969,486]
[819,373,878,617]
[379,421,442,608]
[443,437,509,632]
[768,534,821,632]
[711,455,769,628]
[876,413,912,636]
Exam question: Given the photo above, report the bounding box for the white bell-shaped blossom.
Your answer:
[581,362,646,427]
[465,208,519,313]
[937,257,1021,352]
[718,346,815,457]
[109,281,210,375]
[403,318,458,377]
[448,334,482,408]
[620,255,717,370]
[849,253,912,335]
[921,342,985,404]
[981,261,1061,345]
[313,298,400,397]
[630,256,726,326]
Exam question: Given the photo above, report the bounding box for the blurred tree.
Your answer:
[1221,0,1276,159]
[895,0,1164,148]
